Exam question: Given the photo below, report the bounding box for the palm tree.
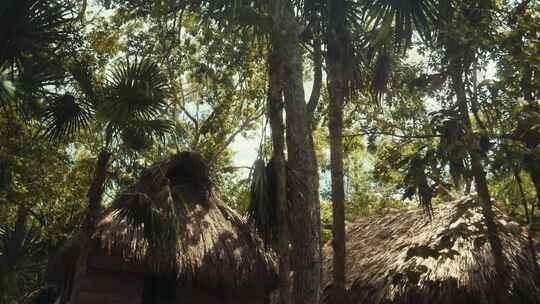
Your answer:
[436,1,510,302]
[181,2,322,302]
[1,5,175,302]
[60,57,172,302]
[324,0,439,301]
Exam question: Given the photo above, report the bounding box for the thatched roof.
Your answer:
[52,152,277,298]
[322,197,540,304]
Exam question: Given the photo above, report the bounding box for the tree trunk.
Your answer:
[326,0,347,301]
[451,69,510,303]
[1,206,28,270]
[527,167,540,208]
[68,149,110,303]
[272,2,321,303]
[268,34,292,304]
[515,169,540,283]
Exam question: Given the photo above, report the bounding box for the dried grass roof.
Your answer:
[53,152,277,298]
[322,197,540,304]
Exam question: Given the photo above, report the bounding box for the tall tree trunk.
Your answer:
[272,2,321,303]
[527,165,540,208]
[515,170,540,283]
[451,68,510,303]
[268,35,292,304]
[326,0,347,301]
[68,149,110,303]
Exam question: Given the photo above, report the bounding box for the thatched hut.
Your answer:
[49,152,277,304]
[322,197,540,304]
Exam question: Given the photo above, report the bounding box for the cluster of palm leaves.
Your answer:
[430,110,470,187]
[62,57,172,149]
[0,0,75,68]
[1,0,172,148]
[399,146,438,214]
[1,0,174,296]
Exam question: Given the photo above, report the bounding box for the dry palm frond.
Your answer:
[372,51,392,104]
[109,189,180,272]
[247,159,278,247]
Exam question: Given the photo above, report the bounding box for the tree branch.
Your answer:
[344,130,440,139]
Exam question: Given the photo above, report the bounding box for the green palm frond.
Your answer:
[0,0,75,67]
[42,94,92,140]
[120,127,153,152]
[399,148,436,215]
[430,110,468,187]
[135,119,173,135]
[0,221,46,300]
[363,0,439,48]
[69,59,100,104]
[120,118,172,151]
[100,58,169,124]
[8,60,65,118]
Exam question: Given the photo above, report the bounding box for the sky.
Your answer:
[229,80,316,177]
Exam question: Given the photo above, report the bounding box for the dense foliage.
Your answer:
[0,0,538,302]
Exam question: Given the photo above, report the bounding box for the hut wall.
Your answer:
[70,267,144,304]
[175,287,269,304]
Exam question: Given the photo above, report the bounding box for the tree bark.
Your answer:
[272,2,321,303]
[326,0,347,301]
[1,206,28,270]
[68,149,110,303]
[526,165,540,208]
[268,34,292,304]
[451,68,510,303]
[515,170,540,283]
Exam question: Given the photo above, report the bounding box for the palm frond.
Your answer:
[247,159,278,246]
[372,50,392,103]
[42,94,92,140]
[99,58,169,125]
[399,148,436,216]
[15,60,68,119]
[362,0,439,49]
[0,0,75,67]
[69,59,100,104]
[431,110,469,188]
[120,119,172,151]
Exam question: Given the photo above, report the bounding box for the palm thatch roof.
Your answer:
[322,197,540,304]
[51,152,277,298]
